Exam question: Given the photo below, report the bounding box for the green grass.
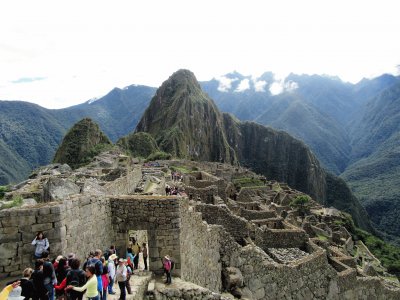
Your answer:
[145,151,172,162]
[317,234,328,241]
[170,165,192,174]
[354,228,400,277]
[0,185,10,199]
[233,177,264,189]
[1,195,23,210]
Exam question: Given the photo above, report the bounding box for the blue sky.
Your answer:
[0,0,399,108]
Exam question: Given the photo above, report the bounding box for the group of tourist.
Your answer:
[1,232,171,300]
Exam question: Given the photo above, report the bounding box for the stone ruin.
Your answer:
[0,150,399,299]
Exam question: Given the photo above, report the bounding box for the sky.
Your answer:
[0,0,399,109]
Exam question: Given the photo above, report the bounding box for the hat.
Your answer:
[8,286,25,300]
[109,254,118,260]
[67,253,75,259]
[164,255,170,260]
[118,258,125,263]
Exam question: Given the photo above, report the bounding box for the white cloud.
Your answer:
[269,78,299,95]
[269,82,284,95]
[254,80,267,92]
[285,80,299,92]
[235,79,250,92]
[217,76,238,92]
[0,0,399,107]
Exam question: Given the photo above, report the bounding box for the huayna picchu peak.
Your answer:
[133,69,372,232]
[135,69,237,164]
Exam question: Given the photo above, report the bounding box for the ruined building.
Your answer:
[1,150,399,299]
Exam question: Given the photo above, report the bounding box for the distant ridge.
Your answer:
[133,69,372,231]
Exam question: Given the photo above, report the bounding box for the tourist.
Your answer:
[163,255,172,285]
[31,259,47,300]
[6,268,34,300]
[124,260,132,295]
[115,259,127,300]
[20,268,34,300]
[66,266,98,300]
[42,251,56,300]
[66,253,75,267]
[142,243,148,270]
[126,243,134,263]
[88,250,103,299]
[131,240,140,270]
[32,232,50,259]
[65,258,86,300]
[100,262,109,300]
[82,251,94,271]
[55,257,69,299]
[107,254,117,295]
[0,281,21,300]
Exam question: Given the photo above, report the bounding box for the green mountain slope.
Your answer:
[133,69,372,231]
[0,101,67,183]
[254,95,351,174]
[135,70,237,164]
[0,85,155,184]
[342,82,400,242]
[53,118,112,169]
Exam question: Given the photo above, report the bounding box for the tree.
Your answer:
[290,195,311,219]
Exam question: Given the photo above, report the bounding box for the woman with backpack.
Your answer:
[66,265,98,300]
[65,259,86,300]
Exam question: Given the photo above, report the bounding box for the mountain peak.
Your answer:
[53,118,112,169]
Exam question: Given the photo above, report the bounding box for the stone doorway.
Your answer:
[111,196,182,276]
[128,229,149,271]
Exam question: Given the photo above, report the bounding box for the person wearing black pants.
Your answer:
[115,259,127,300]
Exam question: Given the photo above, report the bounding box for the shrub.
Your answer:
[146,151,172,162]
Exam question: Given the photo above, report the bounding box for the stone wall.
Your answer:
[110,196,182,275]
[238,208,276,221]
[195,204,250,244]
[0,194,114,277]
[180,199,222,292]
[255,223,308,250]
[104,165,142,195]
[59,194,114,260]
[0,203,63,276]
[185,185,217,204]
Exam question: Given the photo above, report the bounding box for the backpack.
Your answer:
[67,270,82,287]
[170,260,175,270]
[89,258,103,276]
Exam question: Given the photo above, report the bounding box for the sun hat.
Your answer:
[109,254,118,260]
[118,258,125,263]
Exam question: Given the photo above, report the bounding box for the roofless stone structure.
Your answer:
[1,151,399,299]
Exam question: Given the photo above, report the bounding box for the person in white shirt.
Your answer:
[107,254,117,295]
[115,259,127,300]
[31,231,49,259]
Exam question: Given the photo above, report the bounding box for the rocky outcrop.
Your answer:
[53,118,112,169]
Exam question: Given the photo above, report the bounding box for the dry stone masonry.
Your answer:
[1,151,399,299]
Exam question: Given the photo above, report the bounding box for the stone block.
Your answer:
[0,227,18,234]
[32,223,53,232]
[0,258,11,267]
[37,213,60,223]
[0,232,21,243]
[1,216,36,227]
[0,242,18,259]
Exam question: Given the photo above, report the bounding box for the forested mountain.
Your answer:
[134,69,372,231]
[1,71,400,240]
[342,82,400,243]
[0,85,155,184]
